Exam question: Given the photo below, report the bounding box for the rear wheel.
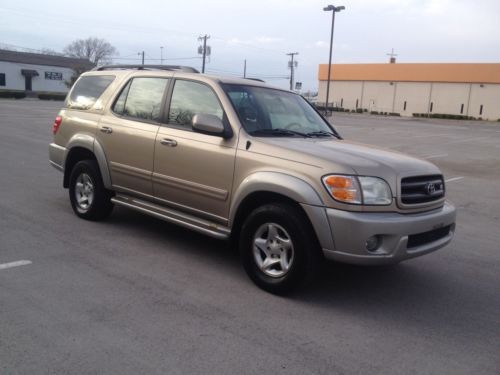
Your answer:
[239,203,320,294]
[69,160,113,220]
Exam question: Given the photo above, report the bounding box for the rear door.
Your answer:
[152,79,237,222]
[97,76,169,196]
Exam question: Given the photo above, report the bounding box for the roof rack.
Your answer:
[93,64,199,73]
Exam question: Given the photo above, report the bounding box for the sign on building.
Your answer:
[45,72,63,80]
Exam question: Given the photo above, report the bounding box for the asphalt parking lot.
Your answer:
[1,99,499,374]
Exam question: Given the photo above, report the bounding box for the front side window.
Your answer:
[66,75,115,110]
[113,77,169,122]
[169,80,223,127]
[223,84,337,138]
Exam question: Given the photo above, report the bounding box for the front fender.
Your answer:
[229,172,325,225]
[229,172,334,250]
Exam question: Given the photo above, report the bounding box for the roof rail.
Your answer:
[93,64,199,73]
[244,78,266,82]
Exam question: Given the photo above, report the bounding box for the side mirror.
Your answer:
[192,113,231,138]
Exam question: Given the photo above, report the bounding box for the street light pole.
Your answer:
[160,46,164,65]
[323,5,345,115]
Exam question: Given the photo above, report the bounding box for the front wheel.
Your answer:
[69,160,113,221]
[239,203,320,294]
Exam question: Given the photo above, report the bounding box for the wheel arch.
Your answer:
[63,135,111,189]
[229,172,333,250]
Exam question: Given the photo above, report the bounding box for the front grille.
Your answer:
[407,225,452,249]
[401,175,445,205]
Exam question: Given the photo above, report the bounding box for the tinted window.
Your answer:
[66,75,115,109]
[0,73,5,86]
[169,80,223,127]
[114,78,168,122]
[113,80,131,115]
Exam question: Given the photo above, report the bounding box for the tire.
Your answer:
[239,203,321,294]
[69,160,113,221]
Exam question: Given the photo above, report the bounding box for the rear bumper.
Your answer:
[49,143,66,172]
[320,202,456,265]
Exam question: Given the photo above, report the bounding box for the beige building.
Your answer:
[317,63,500,120]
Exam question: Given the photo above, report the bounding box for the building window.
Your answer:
[479,105,483,115]
[0,73,5,86]
[340,98,343,107]
[355,99,358,109]
[430,102,434,113]
[403,101,407,111]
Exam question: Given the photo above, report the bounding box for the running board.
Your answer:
[111,194,231,240]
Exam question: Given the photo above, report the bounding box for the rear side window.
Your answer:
[113,77,169,122]
[66,75,115,110]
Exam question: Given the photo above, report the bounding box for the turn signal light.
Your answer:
[324,176,354,189]
[322,175,361,204]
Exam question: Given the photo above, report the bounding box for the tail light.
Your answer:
[53,116,62,134]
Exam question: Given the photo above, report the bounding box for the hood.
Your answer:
[250,137,441,193]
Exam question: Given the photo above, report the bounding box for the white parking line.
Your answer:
[423,153,448,159]
[445,176,464,183]
[412,133,449,138]
[447,137,490,144]
[0,260,32,270]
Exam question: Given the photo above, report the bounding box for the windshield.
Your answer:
[222,84,339,138]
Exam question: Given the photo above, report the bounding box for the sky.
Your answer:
[1,0,500,92]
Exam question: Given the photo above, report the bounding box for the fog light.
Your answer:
[366,235,381,252]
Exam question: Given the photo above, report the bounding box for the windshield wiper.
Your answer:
[307,130,341,139]
[250,128,312,138]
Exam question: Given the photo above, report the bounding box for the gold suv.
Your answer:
[49,65,456,293]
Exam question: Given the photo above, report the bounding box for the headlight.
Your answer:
[322,175,392,205]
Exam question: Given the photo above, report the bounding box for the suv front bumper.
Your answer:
[316,202,456,265]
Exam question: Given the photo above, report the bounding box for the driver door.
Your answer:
[152,79,237,222]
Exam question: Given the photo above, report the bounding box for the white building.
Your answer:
[318,62,500,121]
[0,49,93,94]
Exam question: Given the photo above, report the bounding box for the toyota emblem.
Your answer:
[425,183,436,195]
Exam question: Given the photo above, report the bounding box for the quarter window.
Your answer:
[113,77,169,122]
[169,80,223,127]
[66,75,115,109]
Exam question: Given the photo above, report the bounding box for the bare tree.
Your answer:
[63,37,117,66]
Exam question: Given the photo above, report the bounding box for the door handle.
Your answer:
[100,126,113,134]
[160,138,177,147]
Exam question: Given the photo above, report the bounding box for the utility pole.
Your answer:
[197,35,211,73]
[287,52,299,91]
[243,59,247,78]
[138,51,145,65]
[160,46,164,65]
[386,48,398,63]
